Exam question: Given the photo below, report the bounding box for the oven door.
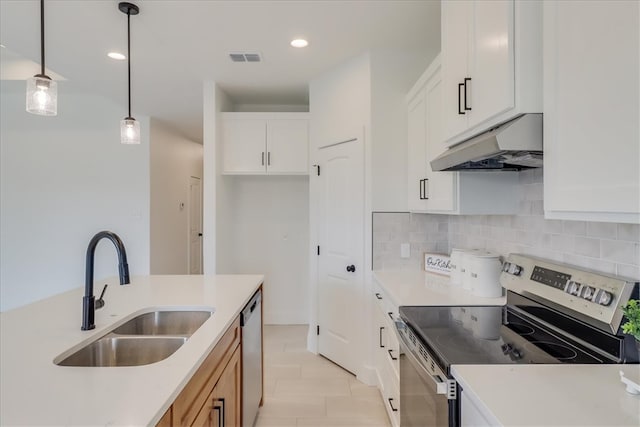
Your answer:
[396,319,458,427]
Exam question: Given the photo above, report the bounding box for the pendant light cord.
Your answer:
[127,8,131,118]
[40,0,45,76]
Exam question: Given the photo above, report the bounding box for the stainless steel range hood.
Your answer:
[431,114,543,171]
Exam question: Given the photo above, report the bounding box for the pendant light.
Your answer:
[26,0,57,116]
[118,2,140,144]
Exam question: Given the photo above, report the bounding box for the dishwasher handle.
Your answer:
[241,290,262,326]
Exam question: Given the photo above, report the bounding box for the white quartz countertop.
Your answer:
[452,364,640,426]
[0,274,263,426]
[373,270,506,307]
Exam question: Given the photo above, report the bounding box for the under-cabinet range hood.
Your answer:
[431,113,543,171]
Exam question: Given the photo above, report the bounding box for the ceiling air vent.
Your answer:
[229,52,262,62]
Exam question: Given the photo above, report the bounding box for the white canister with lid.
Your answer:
[449,248,466,286]
[469,252,504,298]
[461,249,482,290]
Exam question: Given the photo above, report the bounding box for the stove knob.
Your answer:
[595,289,613,306]
[508,263,523,276]
[502,262,511,272]
[501,343,513,355]
[566,281,581,296]
[580,285,596,301]
[510,348,523,360]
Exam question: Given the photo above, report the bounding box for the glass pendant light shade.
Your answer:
[26,75,57,116]
[120,117,140,144]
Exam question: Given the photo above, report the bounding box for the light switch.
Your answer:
[400,243,410,259]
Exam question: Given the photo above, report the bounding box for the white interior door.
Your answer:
[189,176,203,274]
[317,137,364,374]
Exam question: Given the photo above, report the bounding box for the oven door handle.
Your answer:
[395,319,457,400]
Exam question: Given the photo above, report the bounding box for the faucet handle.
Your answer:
[95,284,108,310]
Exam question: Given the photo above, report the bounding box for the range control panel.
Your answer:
[501,254,638,334]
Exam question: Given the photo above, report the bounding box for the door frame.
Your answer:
[188,175,203,274]
[308,126,374,383]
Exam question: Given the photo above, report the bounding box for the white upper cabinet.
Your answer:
[441,0,541,146]
[543,1,640,224]
[407,56,520,215]
[222,113,309,175]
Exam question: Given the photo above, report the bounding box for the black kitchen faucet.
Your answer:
[81,231,130,330]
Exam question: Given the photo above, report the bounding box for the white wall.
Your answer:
[370,49,435,211]
[225,176,309,324]
[0,81,150,312]
[150,119,203,274]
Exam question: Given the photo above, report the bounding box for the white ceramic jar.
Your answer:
[469,252,504,298]
[461,250,483,290]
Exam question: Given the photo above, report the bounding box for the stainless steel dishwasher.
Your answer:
[241,289,262,427]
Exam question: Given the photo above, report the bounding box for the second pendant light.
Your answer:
[118,2,140,145]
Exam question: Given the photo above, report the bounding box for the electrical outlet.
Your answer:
[400,243,411,259]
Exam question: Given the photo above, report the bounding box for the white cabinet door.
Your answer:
[441,0,540,146]
[441,0,472,140]
[266,119,308,174]
[407,88,429,212]
[469,0,514,128]
[543,1,640,223]
[222,119,267,174]
[424,69,457,212]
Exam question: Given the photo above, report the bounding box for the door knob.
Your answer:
[346,265,356,273]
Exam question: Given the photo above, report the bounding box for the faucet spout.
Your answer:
[82,231,130,330]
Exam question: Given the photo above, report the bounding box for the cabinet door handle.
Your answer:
[261,152,265,166]
[379,326,385,348]
[420,179,429,200]
[388,398,398,412]
[458,83,465,115]
[219,398,225,426]
[213,404,222,427]
[375,292,382,300]
[267,151,271,166]
[388,349,398,361]
[464,77,472,111]
[388,312,394,320]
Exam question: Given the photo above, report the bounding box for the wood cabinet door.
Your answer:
[266,119,309,174]
[213,346,242,427]
[222,119,267,174]
[468,0,514,128]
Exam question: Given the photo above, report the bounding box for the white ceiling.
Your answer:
[0,0,441,142]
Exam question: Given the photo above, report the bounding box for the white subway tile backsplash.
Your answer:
[601,239,637,265]
[587,222,618,239]
[574,236,600,258]
[563,220,587,236]
[618,224,640,242]
[372,173,639,276]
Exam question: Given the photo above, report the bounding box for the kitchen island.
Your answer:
[0,274,263,426]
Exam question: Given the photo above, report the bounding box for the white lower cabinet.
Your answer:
[543,1,640,223]
[461,390,495,427]
[407,56,520,215]
[373,283,400,427]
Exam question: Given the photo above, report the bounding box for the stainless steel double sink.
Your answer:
[55,310,213,367]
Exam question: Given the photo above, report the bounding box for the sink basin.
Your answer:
[112,310,213,336]
[56,336,188,367]
[55,309,214,367]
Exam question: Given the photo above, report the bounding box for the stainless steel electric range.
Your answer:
[395,254,639,427]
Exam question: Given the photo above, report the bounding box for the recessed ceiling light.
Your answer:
[108,52,126,60]
[0,44,6,49]
[290,39,308,48]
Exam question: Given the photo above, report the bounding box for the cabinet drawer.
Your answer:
[172,317,241,426]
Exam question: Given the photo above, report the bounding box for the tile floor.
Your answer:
[255,325,391,427]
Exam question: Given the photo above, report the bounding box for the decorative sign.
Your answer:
[424,252,452,276]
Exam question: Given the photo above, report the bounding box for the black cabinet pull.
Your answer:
[388,312,394,320]
[420,179,429,200]
[261,152,265,166]
[375,293,382,300]
[388,349,398,360]
[213,404,222,426]
[464,77,472,111]
[379,326,385,348]
[388,398,398,412]
[458,83,465,115]
[219,398,226,426]
[267,151,271,166]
